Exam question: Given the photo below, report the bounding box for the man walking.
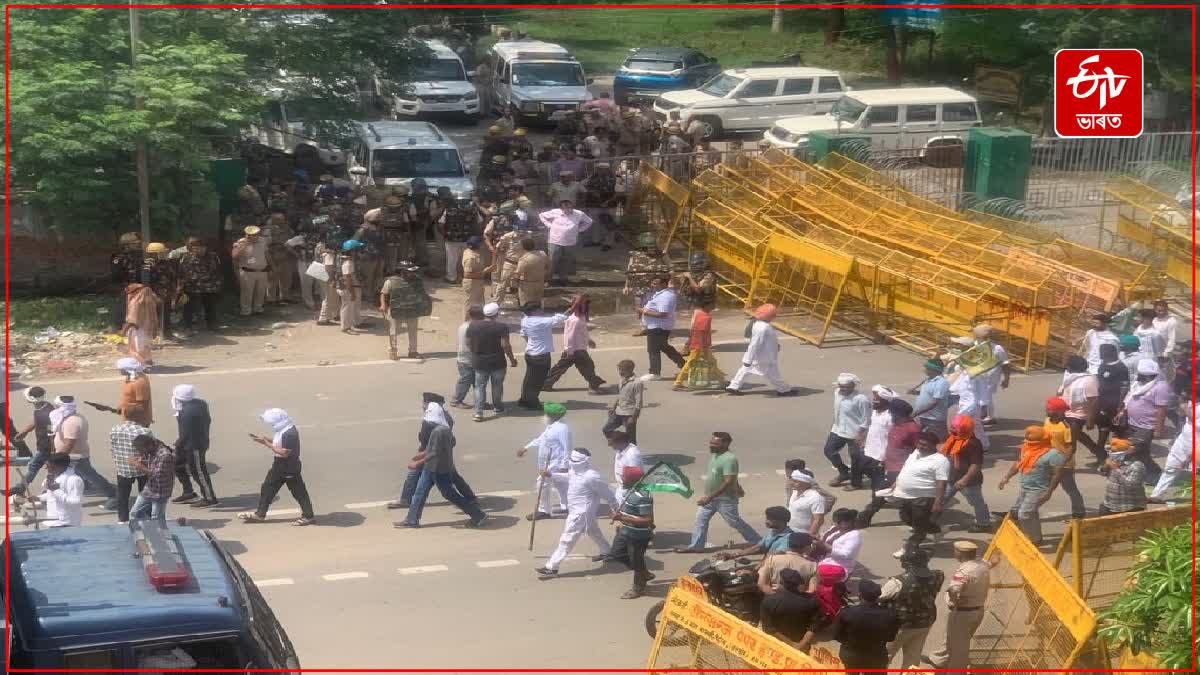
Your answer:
[1119,359,1169,484]
[637,275,686,378]
[542,294,606,394]
[535,449,616,577]
[725,304,795,397]
[607,465,655,599]
[518,304,567,410]
[923,541,991,671]
[451,306,483,408]
[826,373,871,487]
[129,435,175,523]
[240,409,316,526]
[606,431,643,503]
[889,432,949,558]
[109,418,150,522]
[881,548,944,668]
[466,303,517,422]
[675,432,760,553]
[517,402,572,519]
[13,387,53,491]
[50,395,116,504]
[170,384,217,508]
[940,415,990,533]
[379,262,432,361]
[36,453,84,527]
[910,359,950,438]
[394,396,487,529]
[604,360,644,444]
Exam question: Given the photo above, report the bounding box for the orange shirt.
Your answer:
[119,375,154,426]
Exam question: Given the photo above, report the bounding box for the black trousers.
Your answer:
[520,353,552,406]
[1066,417,1106,462]
[898,496,941,546]
[183,292,219,330]
[256,461,314,519]
[645,328,684,376]
[543,349,605,389]
[609,527,652,590]
[838,645,889,675]
[175,447,217,502]
[116,475,148,523]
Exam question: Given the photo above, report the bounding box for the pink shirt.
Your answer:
[539,209,593,247]
[563,314,590,352]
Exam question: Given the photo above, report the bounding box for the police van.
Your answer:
[487,40,594,123]
[3,522,300,670]
[346,121,474,198]
[392,39,482,120]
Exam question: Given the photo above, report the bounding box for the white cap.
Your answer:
[483,303,500,317]
[790,470,815,483]
[1136,359,1160,376]
[871,385,896,400]
[835,373,859,386]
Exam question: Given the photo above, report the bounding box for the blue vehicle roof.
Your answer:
[626,47,697,61]
[5,524,243,652]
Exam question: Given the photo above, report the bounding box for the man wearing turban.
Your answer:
[724,304,795,397]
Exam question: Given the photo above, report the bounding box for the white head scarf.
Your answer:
[422,401,450,428]
[835,373,860,386]
[568,449,591,471]
[870,385,896,401]
[116,357,145,379]
[171,384,196,416]
[261,408,295,445]
[49,396,77,434]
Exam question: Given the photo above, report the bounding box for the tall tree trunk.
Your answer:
[884,23,905,85]
[824,5,846,45]
[771,5,783,33]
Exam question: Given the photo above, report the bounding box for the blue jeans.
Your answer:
[400,468,478,503]
[452,362,475,405]
[1056,467,1087,519]
[687,496,760,550]
[473,368,506,416]
[131,495,168,522]
[20,450,49,488]
[402,469,485,525]
[944,483,991,527]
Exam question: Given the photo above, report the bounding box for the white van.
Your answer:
[488,40,593,123]
[347,121,474,198]
[763,87,982,155]
[393,40,481,120]
[651,66,846,138]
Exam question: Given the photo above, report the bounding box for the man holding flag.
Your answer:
[604,460,693,598]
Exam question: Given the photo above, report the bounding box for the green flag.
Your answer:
[637,461,693,499]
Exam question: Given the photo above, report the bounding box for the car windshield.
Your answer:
[624,59,681,72]
[830,96,867,122]
[372,149,464,179]
[512,62,585,86]
[698,74,742,97]
[413,59,466,81]
[282,97,339,125]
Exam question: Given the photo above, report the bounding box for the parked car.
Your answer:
[763,87,982,162]
[612,47,721,105]
[487,40,593,123]
[347,120,474,198]
[392,39,481,121]
[652,66,846,139]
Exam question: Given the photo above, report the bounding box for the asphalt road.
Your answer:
[7,313,1173,668]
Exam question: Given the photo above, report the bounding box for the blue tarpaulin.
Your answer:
[884,0,943,31]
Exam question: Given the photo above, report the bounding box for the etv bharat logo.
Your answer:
[1054,49,1144,138]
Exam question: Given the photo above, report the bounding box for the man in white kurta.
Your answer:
[1150,403,1197,501]
[517,402,571,519]
[972,325,1010,425]
[536,449,617,576]
[725,304,795,396]
[948,364,990,451]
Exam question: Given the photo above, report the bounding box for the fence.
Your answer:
[1027,132,1193,209]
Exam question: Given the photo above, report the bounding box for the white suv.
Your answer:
[393,40,481,120]
[652,66,846,138]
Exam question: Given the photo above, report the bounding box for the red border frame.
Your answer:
[2,2,1200,667]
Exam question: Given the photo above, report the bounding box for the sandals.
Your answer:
[238,512,265,523]
[293,517,314,526]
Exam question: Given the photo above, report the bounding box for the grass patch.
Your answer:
[4,295,115,334]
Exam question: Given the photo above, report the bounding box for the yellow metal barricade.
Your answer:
[749,233,854,346]
[818,152,962,219]
[636,161,690,250]
[646,583,844,674]
[973,519,1099,671]
[690,198,778,304]
[1104,176,1193,286]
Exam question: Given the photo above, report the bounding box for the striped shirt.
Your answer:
[110,421,151,478]
[618,488,654,539]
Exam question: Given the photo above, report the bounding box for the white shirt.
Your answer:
[525,420,572,472]
[456,321,471,365]
[1165,406,1197,469]
[539,209,592,247]
[950,368,986,413]
[1153,315,1178,355]
[787,487,826,532]
[566,464,617,512]
[640,289,678,331]
[862,409,893,462]
[1134,325,1165,359]
[830,390,871,439]
[519,314,567,356]
[1085,329,1120,374]
[820,526,862,571]
[892,450,951,500]
[743,320,780,366]
[42,468,84,527]
[613,444,644,485]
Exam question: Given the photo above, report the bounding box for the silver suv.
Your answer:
[346,121,474,198]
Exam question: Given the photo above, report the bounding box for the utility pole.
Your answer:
[130,0,151,244]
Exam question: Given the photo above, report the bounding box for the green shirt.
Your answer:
[705,451,740,498]
[1018,449,1066,492]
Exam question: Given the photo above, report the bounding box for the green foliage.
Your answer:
[1097,523,1199,670]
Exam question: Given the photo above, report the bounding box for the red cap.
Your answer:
[1045,397,1070,414]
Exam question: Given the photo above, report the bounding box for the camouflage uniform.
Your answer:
[145,254,178,336]
[407,189,435,268]
[354,220,387,296]
[682,252,717,308]
[380,194,411,270]
[380,267,433,359]
[178,250,222,330]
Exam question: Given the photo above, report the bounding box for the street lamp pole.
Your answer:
[130,0,151,244]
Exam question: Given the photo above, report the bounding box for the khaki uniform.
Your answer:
[262,218,294,303]
[928,559,991,670]
[232,237,269,315]
[337,255,362,330]
[491,230,524,304]
[355,223,387,295]
[515,250,550,308]
[316,245,340,323]
[461,248,487,318]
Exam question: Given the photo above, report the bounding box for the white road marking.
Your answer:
[344,500,394,509]
[399,564,450,575]
[483,490,527,498]
[476,559,520,568]
[322,571,370,581]
[255,578,295,587]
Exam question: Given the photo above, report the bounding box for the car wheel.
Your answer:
[697,116,722,139]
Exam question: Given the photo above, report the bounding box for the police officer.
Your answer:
[263,210,295,304]
[379,261,432,361]
[379,189,411,270]
[622,232,673,309]
[679,251,717,308]
[110,232,145,331]
[491,221,524,306]
[143,243,177,339]
[437,190,479,284]
[354,209,387,296]
[407,179,435,269]
[923,540,991,671]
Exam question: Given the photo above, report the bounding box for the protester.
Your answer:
[923,541,990,670]
[1044,396,1088,519]
[948,361,990,450]
[889,432,949,558]
[676,432,760,553]
[1118,359,1169,484]
[818,508,862,575]
[711,505,793,560]
[832,579,901,675]
[812,561,850,629]
[758,532,818,593]
[760,568,821,651]
[604,360,644,444]
[1150,403,1196,501]
[535,449,616,577]
[1093,343,1130,462]
[466,303,518,422]
[129,435,175,523]
[786,470,826,535]
[1133,308,1166,362]
[36,453,84,527]
[171,385,217,507]
[856,385,895,493]
[636,275,686,378]
[395,396,487,529]
[517,402,572,520]
[825,373,870,487]
[725,304,795,397]
[542,295,607,394]
[940,415,991,533]
[1059,354,1103,457]
[910,359,950,438]
[998,425,1063,545]
[607,464,655,598]
[1118,334,1143,385]
[240,409,316,526]
[451,306,484,409]
[13,387,53,492]
[116,358,153,427]
[971,325,1010,426]
[883,399,922,483]
[880,547,944,669]
[1151,299,1178,362]
[518,304,567,410]
[47,395,114,502]
[1098,439,1147,515]
[674,299,725,391]
[606,431,643,503]
[1080,312,1120,374]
